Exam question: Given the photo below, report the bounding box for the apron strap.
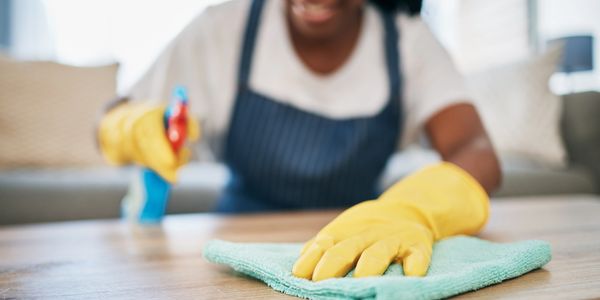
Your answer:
[237,0,266,91]
[381,9,402,107]
[237,0,403,115]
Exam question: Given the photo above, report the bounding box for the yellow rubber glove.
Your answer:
[98,102,200,183]
[292,162,489,281]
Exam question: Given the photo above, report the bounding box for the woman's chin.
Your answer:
[290,14,345,40]
[287,0,363,41]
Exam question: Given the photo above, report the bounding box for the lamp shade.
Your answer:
[0,0,11,48]
[549,35,594,73]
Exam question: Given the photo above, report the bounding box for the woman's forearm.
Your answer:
[445,135,501,195]
[425,103,502,195]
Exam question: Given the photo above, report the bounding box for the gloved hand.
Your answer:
[292,162,489,281]
[98,102,200,183]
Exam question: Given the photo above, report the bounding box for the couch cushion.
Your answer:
[561,91,600,188]
[0,162,227,224]
[466,46,567,168]
[494,164,597,197]
[1,152,596,224]
[0,55,117,168]
[379,150,597,198]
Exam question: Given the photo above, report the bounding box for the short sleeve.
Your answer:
[127,11,213,121]
[398,15,472,147]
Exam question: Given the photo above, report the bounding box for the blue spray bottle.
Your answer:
[121,86,189,224]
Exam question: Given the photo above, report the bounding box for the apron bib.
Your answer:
[219,0,404,212]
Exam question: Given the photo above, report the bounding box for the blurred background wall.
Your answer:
[1,0,598,94]
[424,0,599,93]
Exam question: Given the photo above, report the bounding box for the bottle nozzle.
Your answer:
[173,85,188,104]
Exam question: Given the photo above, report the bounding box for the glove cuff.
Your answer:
[438,162,490,235]
[378,162,490,239]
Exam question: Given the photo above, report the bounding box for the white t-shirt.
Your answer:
[129,0,470,149]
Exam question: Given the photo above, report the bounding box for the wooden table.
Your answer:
[1,195,600,299]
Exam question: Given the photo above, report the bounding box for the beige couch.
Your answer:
[0,56,598,225]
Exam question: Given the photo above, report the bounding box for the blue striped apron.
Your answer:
[218,0,403,213]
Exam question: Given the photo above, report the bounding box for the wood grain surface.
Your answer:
[1,195,600,299]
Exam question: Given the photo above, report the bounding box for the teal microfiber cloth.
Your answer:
[204,236,551,300]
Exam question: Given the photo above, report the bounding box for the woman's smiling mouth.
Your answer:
[291,0,339,24]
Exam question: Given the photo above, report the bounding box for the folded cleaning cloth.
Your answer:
[204,236,551,300]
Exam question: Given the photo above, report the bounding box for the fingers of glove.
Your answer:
[98,104,134,164]
[292,235,335,280]
[177,147,192,167]
[123,106,178,182]
[300,237,316,255]
[119,105,154,164]
[186,116,201,142]
[132,108,179,182]
[153,166,178,183]
[142,143,178,183]
[401,243,433,277]
[311,229,385,281]
[353,237,402,278]
[137,107,177,165]
[120,109,138,165]
[132,126,178,182]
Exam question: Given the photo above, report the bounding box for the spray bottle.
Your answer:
[121,86,189,224]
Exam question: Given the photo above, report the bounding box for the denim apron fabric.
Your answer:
[218,0,403,212]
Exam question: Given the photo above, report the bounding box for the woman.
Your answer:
[99,0,501,281]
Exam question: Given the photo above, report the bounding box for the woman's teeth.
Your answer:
[293,2,336,22]
[305,3,328,13]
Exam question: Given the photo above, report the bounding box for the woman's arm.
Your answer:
[103,96,129,113]
[425,103,501,194]
[291,105,495,281]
